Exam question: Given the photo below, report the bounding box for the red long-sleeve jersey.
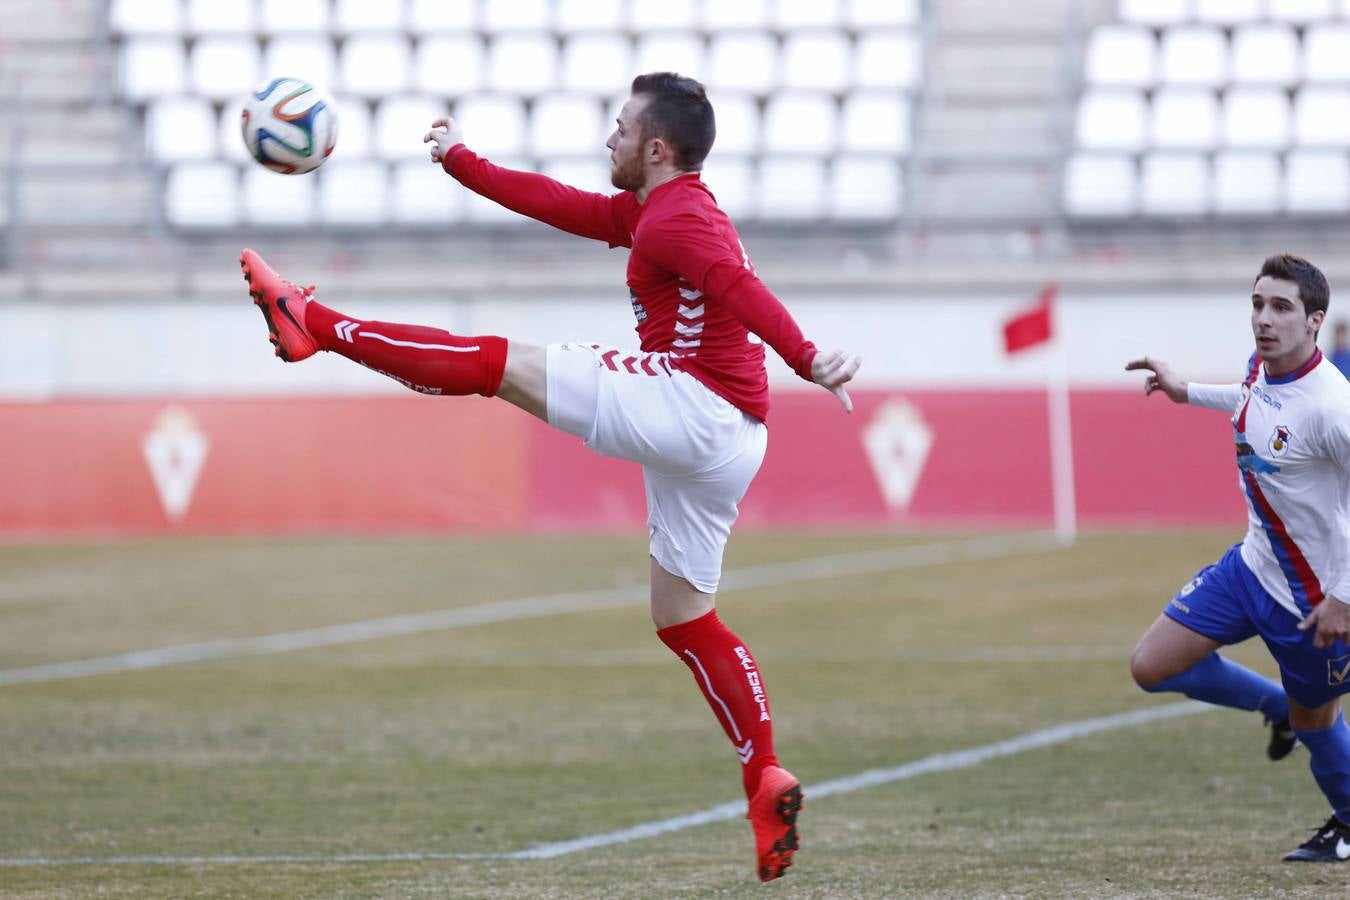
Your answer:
[443,147,818,422]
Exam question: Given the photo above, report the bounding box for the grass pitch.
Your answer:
[1,530,1348,898]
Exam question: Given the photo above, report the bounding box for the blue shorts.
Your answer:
[1164,542,1350,709]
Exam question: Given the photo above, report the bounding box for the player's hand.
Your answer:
[423,117,464,164]
[1299,596,1350,650]
[811,349,861,413]
[1124,356,1188,404]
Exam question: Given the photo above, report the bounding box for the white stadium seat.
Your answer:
[630,0,698,30]
[186,0,255,35]
[1302,25,1350,83]
[392,160,467,223]
[1294,87,1350,146]
[1193,0,1261,25]
[262,37,337,94]
[1221,88,1291,149]
[452,95,527,156]
[757,157,828,219]
[218,96,252,162]
[561,33,631,94]
[707,93,760,154]
[541,158,614,195]
[1267,0,1335,22]
[847,0,919,27]
[1150,88,1220,149]
[634,33,706,80]
[774,0,844,29]
[329,95,373,159]
[1084,26,1157,88]
[339,35,412,98]
[487,32,558,95]
[110,0,180,35]
[243,165,317,225]
[481,0,550,32]
[699,156,755,219]
[1231,25,1300,87]
[700,0,771,30]
[374,95,450,159]
[166,162,239,227]
[319,161,389,225]
[1063,153,1137,217]
[146,97,216,161]
[258,0,330,34]
[1118,0,1191,26]
[555,0,624,33]
[856,30,921,91]
[407,0,478,33]
[120,38,187,102]
[415,34,486,96]
[762,92,837,154]
[781,31,851,93]
[840,92,909,154]
[1140,152,1209,215]
[1159,26,1228,87]
[333,0,405,33]
[708,32,778,95]
[1212,152,1281,214]
[1285,149,1350,213]
[530,94,606,156]
[830,156,903,219]
[1074,90,1148,151]
[189,37,261,102]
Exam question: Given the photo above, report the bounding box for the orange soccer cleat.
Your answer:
[747,765,803,882]
[239,248,320,362]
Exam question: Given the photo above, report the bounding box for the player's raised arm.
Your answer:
[423,118,634,248]
[1127,356,1247,411]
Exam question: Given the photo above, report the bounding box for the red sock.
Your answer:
[304,299,507,397]
[657,610,780,799]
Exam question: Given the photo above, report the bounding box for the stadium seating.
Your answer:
[114,0,920,227]
[1069,1,1350,217]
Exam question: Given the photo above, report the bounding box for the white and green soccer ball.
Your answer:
[240,78,338,174]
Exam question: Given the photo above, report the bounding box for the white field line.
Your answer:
[0,700,1208,868]
[0,532,1061,688]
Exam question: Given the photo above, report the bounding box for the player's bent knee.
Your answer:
[1129,646,1168,691]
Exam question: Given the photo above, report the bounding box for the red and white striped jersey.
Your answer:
[445,148,818,421]
[1189,350,1350,615]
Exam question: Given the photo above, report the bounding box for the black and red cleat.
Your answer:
[239,248,319,362]
[747,766,803,882]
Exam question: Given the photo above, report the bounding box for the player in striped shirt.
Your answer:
[240,73,858,881]
[1127,254,1350,862]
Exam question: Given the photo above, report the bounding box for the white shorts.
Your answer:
[546,341,767,593]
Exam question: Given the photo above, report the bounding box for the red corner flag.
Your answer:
[1003,284,1057,354]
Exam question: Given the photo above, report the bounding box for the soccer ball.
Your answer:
[240,78,338,174]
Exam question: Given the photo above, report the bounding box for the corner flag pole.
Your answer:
[1046,314,1077,545]
[1002,284,1077,546]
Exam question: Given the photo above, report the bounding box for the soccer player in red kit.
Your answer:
[239,72,859,881]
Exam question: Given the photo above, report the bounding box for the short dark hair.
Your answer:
[1256,254,1330,317]
[630,72,715,171]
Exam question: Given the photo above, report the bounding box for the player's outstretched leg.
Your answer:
[239,248,508,397]
[240,248,319,362]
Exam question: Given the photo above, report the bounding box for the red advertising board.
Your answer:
[0,390,1243,538]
